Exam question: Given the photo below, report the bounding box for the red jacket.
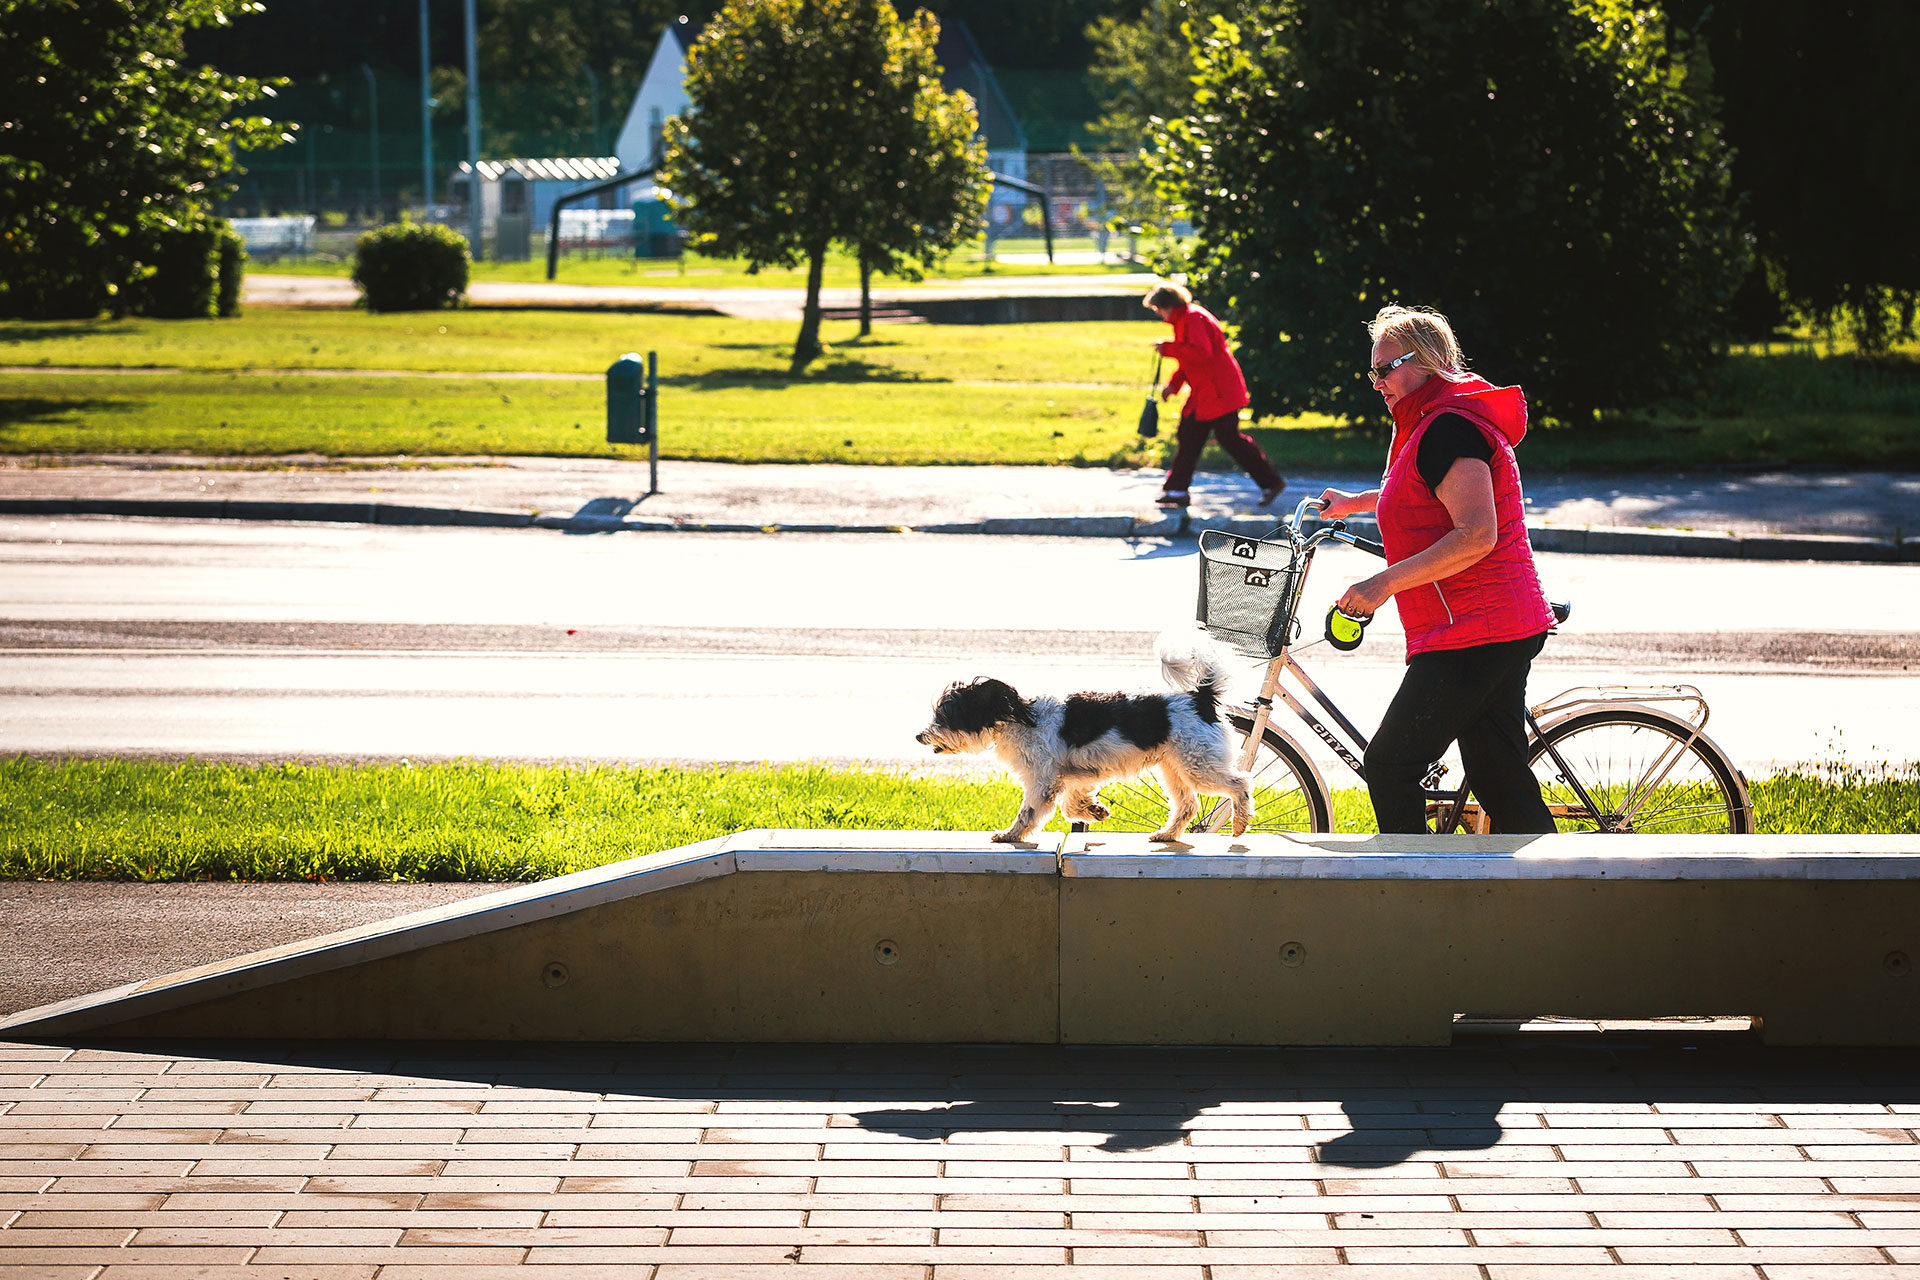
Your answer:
[1376,374,1555,659]
[1160,301,1250,421]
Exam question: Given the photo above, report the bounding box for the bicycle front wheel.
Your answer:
[1528,707,1753,834]
[1093,708,1333,835]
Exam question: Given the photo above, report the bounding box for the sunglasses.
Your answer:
[1368,350,1420,381]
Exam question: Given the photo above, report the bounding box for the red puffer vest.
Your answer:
[1376,374,1555,660]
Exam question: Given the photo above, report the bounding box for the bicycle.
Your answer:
[1098,496,1754,836]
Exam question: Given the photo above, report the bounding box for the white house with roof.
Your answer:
[614,19,693,180]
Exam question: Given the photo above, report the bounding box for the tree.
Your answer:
[660,0,988,369]
[842,9,991,335]
[1080,0,1217,256]
[1670,0,1920,351]
[1156,0,1745,424]
[0,0,288,319]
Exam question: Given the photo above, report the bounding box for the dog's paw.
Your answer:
[1231,815,1249,836]
[991,830,1022,844]
[1085,801,1111,823]
[1148,828,1183,843]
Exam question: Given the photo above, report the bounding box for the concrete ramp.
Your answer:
[5,829,1919,1045]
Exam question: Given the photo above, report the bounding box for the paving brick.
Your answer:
[1209,1267,1482,1280]
[654,1268,930,1280]
[1617,1245,1888,1263]
[15,1209,281,1227]
[397,1225,673,1246]
[1483,1267,1766,1279]
[935,1267,1205,1280]
[95,1268,379,1279]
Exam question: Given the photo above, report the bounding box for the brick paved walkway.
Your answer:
[4,1036,1919,1277]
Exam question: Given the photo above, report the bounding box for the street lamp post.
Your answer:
[584,65,601,157]
[360,63,381,220]
[463,0,483,258]
[419,0,434,211]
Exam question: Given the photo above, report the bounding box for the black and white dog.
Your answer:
[915,637,1253,844]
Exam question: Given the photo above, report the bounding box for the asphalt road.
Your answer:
[3,515,1918,774]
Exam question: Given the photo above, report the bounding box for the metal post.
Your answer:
[584,65,601,156]
[463,0,482,259]
[646,350,659,495]
[419,0,434,210]
[360,64,381,220]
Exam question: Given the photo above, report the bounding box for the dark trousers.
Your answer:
[1163,410,1283,492]
[1365,631,1558,834]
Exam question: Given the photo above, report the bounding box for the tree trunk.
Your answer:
[791,242,827,372]
[859,256,872,337]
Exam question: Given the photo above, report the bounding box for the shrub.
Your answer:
[215,223,246,317]
[124,219,222,319]
[351,223,471,312]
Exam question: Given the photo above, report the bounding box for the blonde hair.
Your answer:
[1368,305,1468,378]
[1143,282,1191,312]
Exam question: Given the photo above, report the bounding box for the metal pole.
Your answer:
[463,0,482,258]
[419,0,434,211]
[646,349,658,495]
[584,65,601,156]
[360,64,381,220]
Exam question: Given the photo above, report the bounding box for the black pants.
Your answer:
[1365,630,1557,834]
[1163,411,1283,492]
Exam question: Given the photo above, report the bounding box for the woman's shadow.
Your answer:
[855,1082,1505,1163]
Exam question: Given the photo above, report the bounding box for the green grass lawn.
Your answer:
[3,311,1917,469]
[260,238,1141,288]
[2,757,1911,882]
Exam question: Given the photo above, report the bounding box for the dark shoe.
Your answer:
[1156,491,1190,508]
[1259,483,1285,506]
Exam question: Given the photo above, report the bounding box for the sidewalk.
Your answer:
[4,1033,1919,1276]
[3,455,1918,561]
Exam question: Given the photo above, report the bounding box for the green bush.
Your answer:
[124,219,222,319]
[215,223,246,317]
[351,222,470,312]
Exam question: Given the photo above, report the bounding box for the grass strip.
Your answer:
[255,239,1137,289]
[2,757,1914,883]
[0,370,1154,467]
[5,313,1918,470]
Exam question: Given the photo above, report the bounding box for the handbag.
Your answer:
[1136,353,1164,438]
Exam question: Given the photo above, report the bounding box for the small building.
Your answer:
[449,156,627,260]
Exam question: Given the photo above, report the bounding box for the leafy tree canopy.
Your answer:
[1157,0,1745,424]
[1,0,288,318]
[1672,0,1920,350]
[661,0,988,370]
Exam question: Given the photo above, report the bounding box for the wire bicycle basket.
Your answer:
[1196,529,1306,659]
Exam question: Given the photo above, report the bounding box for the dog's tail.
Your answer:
[1156,630,1230,721]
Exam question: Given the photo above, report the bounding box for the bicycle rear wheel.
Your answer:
[1528,707,1753,834]
[1092,708,1333,835]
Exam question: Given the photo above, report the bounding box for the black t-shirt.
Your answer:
[1416,412,1494,494]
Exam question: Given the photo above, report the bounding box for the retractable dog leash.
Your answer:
[1324,605,1372,651]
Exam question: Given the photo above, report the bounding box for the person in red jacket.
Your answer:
[1145,283,1285,508]
[1316,304,1558,834]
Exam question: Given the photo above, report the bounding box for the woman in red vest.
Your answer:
[1316,305,1558,834]
[1145,283,1285,508]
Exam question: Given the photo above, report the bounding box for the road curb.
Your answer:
[0,496,1911,562]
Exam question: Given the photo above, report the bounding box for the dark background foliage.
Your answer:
[1159,0,1747,425]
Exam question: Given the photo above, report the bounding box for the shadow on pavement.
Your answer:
[49,1035,1920,1168]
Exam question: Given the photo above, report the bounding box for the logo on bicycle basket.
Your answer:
[1244,567,1274,587]
[1231,538,1259,560]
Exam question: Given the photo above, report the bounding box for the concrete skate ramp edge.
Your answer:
[5,828,1920,1046]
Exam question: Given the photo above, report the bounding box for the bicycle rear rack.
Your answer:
[1531,683,1711,734]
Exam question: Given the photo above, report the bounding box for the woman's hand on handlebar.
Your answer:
[1316,486,1378,520]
